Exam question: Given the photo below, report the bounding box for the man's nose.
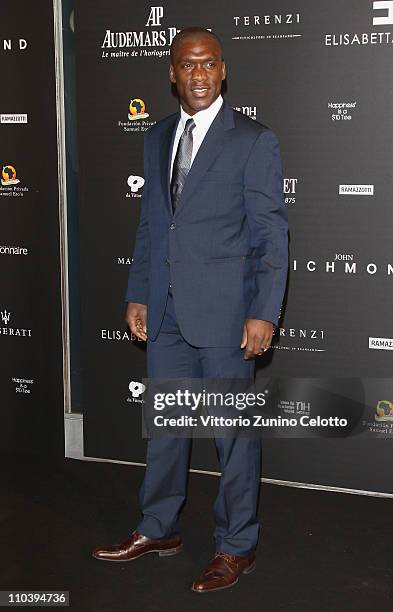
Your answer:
[192,64,207,80]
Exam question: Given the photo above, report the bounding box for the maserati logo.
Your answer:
[0,308,31,338]
[1,309,10,325]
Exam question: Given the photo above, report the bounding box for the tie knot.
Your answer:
[184,118,195,135]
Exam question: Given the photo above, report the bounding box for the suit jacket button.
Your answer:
[169,222,176,230]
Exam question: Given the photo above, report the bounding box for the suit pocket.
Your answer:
[204,170,242,185]
[204,170,228,182]
[204,254,251,264]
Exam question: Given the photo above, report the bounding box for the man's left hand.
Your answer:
[240,319,274,360]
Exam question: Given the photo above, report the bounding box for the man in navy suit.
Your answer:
[93,27,288,593]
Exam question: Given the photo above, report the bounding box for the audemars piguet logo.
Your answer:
[146,6,163,26]
[101,6,178,59]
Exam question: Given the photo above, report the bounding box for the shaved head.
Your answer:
[170,27,224,62]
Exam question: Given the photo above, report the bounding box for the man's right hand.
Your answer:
[125,302,147,342]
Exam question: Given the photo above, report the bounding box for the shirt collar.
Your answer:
[179,94,223,130]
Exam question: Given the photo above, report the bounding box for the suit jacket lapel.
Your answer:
[175,101,235,216]
[159,101,235,218]
[160,113,180,217]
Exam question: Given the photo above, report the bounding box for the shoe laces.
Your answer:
[214,552,239,570]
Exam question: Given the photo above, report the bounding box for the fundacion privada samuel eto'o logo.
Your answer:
[128,98,149,120]
[375,400,393,422]
[1,165,19,186]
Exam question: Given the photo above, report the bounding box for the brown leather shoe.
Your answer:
[92,530,183,562]
[192,551,256,593]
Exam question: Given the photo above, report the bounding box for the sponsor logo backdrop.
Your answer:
[0,0,63,456]
[75,0,393,492]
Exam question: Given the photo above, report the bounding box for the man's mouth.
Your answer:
[191,86,210,96]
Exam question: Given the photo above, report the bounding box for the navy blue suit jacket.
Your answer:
[125,100,288,347]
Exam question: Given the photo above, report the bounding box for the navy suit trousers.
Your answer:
[137,285,262,556]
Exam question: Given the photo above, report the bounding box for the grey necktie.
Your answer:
[170,118,196,213]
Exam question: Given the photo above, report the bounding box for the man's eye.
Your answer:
[183,63,192,69]
[206,62,216,68]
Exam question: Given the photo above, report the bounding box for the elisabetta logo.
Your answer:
[373,1,393,25]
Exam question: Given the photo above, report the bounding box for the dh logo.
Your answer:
[129,381,146,397]
[1,310,10,325]
[373,1,393,25]
[146,6,164,27]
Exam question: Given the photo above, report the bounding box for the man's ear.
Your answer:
[221,61,227,81]
[169,64,176,84]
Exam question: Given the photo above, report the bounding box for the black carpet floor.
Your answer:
[2,453,393,612]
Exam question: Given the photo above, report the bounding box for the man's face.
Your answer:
[169,34,226,115]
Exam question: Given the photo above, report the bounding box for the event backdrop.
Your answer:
[0,0,64,457]
[75,0,393,492]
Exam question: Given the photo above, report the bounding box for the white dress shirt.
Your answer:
[170,94,223,181]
